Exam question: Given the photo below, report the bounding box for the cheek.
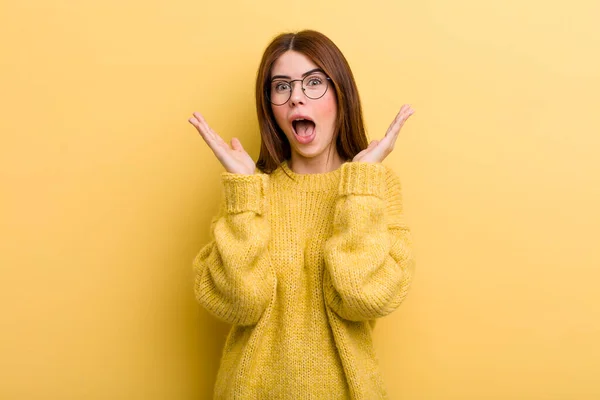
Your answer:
[271,106,288,131]
[320,94,338,125]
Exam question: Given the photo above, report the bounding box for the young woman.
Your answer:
[188,30,415,399]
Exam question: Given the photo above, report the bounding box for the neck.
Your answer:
[289,148,344,174]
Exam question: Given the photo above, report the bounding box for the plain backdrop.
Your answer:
[1,0,599,398]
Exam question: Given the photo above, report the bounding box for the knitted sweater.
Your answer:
[193,161,415,399]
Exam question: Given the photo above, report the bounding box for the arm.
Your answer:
[193,173,275,326]
[323,162,415,321]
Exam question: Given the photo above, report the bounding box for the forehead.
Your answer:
[270,50,319,79]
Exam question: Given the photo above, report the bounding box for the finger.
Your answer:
[190,113,232,158]
[193,112,221,144]
[386,105,411,134]
[189,118,212,144]
[386,105,415,138]
[196,112,216,140]
[210,127,227,146]
[378,106,414,157]
[384,112,401,137]
[189,112,211,140]
[188,116,202,131]
[195,114,230,150]
[231,137,243,151]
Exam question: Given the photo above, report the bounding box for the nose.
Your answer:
[289,81,305,106]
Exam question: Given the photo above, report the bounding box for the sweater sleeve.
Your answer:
[323,162,415,321]
[193,173,275,326]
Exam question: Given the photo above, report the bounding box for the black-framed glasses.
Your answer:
[268,71,331,106]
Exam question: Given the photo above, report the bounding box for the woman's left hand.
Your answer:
[353,104,415,163]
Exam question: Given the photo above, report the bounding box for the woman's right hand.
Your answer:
[188,112,256,175]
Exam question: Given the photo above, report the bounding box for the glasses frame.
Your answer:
[268,73,332,106]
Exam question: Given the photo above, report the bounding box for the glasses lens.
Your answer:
[270,80,291,105]
[302,73,328,99]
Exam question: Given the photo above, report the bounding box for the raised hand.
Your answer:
[353,104,415,163]
[188,112,256,175]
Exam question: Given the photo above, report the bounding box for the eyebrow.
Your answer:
[271,68,324,81]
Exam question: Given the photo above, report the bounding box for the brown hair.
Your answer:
[255,30,369,173]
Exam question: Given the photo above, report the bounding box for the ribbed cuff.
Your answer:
[221,173,268,215]
[339,162,386,198]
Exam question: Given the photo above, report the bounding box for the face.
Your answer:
[270,50,339,170]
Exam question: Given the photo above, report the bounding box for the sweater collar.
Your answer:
[272,160,343,192]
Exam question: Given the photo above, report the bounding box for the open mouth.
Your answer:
[291,118,316,144]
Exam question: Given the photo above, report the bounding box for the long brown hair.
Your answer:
[255,30,369,173]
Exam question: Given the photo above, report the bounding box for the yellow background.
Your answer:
[2,0,599,398]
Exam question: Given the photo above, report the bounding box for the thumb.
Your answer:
[368,140,379,149]
[231,137,244,151]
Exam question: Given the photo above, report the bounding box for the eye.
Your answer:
[306,76,323,86]
[273,81,291,92]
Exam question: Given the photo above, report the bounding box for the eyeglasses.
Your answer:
[268,71,331,106]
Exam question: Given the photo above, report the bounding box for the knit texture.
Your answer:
[193,161,415,399]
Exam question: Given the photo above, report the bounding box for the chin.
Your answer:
[296,150,329,162]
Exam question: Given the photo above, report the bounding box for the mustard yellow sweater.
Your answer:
[193,161,415,399]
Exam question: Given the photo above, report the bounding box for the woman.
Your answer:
[188,30,415,399]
